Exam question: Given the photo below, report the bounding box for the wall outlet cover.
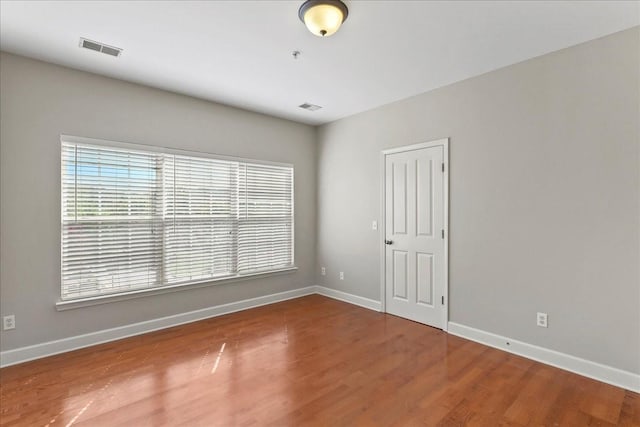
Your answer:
[537,312,548,328]
[3,315,16,330]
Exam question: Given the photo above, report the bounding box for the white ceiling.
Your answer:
[1,1,638,125]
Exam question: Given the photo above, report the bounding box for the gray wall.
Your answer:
[316,27,640,374]
[2,27,639,375]
[0,52,317,351]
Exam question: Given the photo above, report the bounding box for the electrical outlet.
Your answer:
[339,272,344,280]
[3,315,15,331]
[321,267,326,276]
[372,220,378,230]
[536,312,548,328]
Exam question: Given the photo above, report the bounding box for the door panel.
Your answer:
[392,162,407,235]
[385,145,445,328]
[416,157,433,237]
[393,250,408,300]
[416,252,434,306]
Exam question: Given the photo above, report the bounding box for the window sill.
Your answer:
[55,266,298,311]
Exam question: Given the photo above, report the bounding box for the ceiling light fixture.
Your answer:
[298,0,348,37]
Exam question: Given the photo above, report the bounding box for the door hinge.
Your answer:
[441,229,445,239]
[441,296,445,305]
[441,162,445,173]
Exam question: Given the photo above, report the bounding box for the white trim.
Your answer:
[442,140,449,332]
[59,134,296,306]
[314,286,382,312]
[448,322,640,393]
[379,152,386,313]
[1,286,315,368]
[381,139,448,155]
[379,138,450,330]
[56,267,298,311]
[3,287,637,395]
[61,134,293,168]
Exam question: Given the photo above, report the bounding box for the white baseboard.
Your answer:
[314,286,382,312]
[448,322,640,393]
[0,286,316,368]
[5,289,636,394]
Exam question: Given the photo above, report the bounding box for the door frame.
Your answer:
[379,138,449,331]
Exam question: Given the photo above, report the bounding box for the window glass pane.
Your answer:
[61,143,163,300]
[163,154,238,284]
[238,164,293,273]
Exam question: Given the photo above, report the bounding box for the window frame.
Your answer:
[57,135,296,311]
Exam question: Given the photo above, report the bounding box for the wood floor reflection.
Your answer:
[1,295,638,426]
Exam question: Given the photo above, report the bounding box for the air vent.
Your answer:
[299,103,322,111]
[79,38,122,57]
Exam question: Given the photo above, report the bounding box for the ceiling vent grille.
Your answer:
[79,38,122,57]
[299,103,322,111]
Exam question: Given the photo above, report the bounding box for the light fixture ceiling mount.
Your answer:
[298,0,349,37]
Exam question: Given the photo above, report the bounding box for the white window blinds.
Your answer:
[163,155,237,283]
[61,138,294,301]
[238,164,293,273]
[61,144,163,299]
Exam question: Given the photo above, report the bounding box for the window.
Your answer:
[61,137,294,301]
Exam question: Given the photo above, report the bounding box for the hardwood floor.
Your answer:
[1,295,638,426]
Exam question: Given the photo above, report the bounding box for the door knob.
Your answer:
[385,240,393,245]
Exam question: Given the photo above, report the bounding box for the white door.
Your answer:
[384,142,446,329]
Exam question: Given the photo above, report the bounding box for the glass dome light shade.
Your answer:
[298,1,349,37]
